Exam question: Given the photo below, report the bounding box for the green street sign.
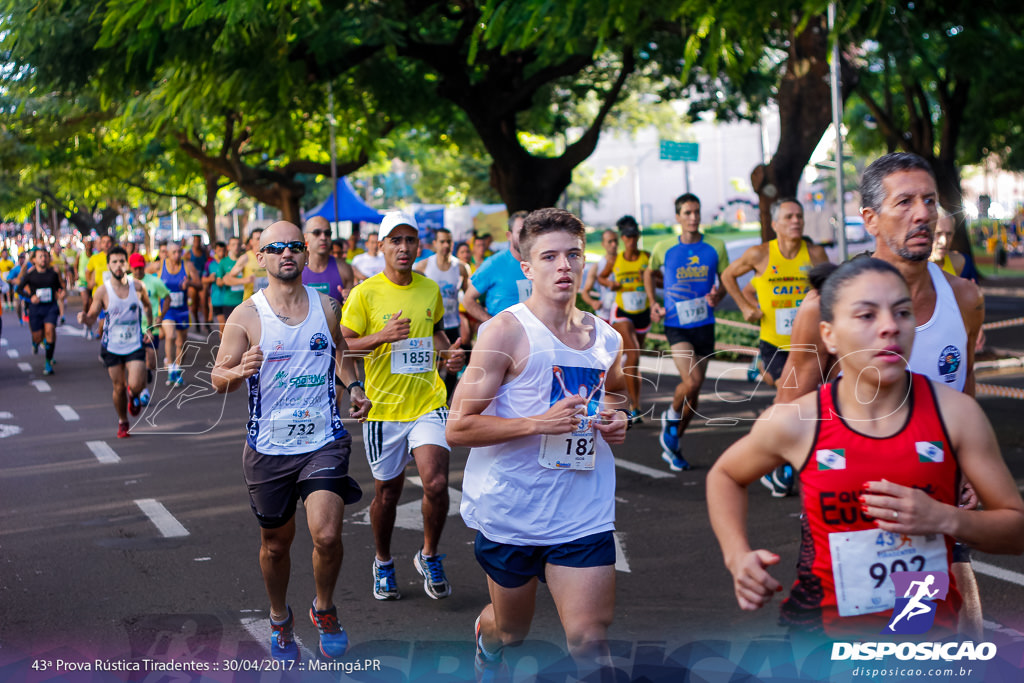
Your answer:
[659,140,699,162]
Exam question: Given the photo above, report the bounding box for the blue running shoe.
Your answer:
[760,464,795,497]
[414,550,451,599]
[659,410,680,457]
[661,450,691,472]
[373,559,400,600]
[269,606,299,663]
[139,388,151,407]
[309,600,349,659]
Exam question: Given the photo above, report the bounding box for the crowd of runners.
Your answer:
[4,152,1024,681]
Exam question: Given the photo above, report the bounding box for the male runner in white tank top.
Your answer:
[774,152,985,639]
[212,221,370,663]
[79,246,154,439]
[448,208,630,681]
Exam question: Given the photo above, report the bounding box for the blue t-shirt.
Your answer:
[470,249,531,316]
[661,239,721,329]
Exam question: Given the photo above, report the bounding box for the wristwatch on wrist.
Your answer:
[345,380,364,394]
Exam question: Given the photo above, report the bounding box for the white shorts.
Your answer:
[362,407,449,481]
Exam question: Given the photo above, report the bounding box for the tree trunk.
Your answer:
[489,151,576,212]
[203,171,219,242]
[750,15,852,242]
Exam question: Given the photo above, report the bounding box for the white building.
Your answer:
[579,109,778,228]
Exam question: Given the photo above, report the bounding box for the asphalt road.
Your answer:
[2,295,1024,683]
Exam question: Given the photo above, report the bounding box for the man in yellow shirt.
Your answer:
[720,198,829,385]
[342,211,464,602]
[85,234,113,336]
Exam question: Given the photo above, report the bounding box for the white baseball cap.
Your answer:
[378,211,419,239]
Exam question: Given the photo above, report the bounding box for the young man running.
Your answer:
[302,216,354,305]
[448,208,629,680]
[19,247,64,375]
[644,194,729,471]
[212,221,369,662]
[351,231,385,283]
[78,246,154,438]
[341,211,464,601]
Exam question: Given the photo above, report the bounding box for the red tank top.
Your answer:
[780,373,962,637]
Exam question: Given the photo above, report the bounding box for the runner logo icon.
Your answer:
[884,571,949,635]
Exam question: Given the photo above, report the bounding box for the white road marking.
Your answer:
[0,337,6,346]
[613,532,630,573]
[194,557,212,562]
[983,618,1024,640]
[614,458,676,479]
[352,477,462,530]
[59,325,88,338]
[973,559,1024,588]
[0,424,23,439]
[86,440,121,464]
[241,615,313,660]
[0,411,11,418]
[55,404,80,421]
[7,349,19,358]
[17,362,31,372]
[31,380,51,392]
[134,498,189,538]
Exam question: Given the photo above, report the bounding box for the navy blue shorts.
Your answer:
[474,530,616,588]
[28,302,60,332]
[164,307,190,330]
[665,323,716,359]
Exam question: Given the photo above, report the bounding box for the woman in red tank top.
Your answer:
[707,258,1024,637]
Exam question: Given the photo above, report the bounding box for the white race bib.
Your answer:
[269,408,327,448]
[391,337,434,374]
[829,529,947,617]
[110,322,138,345]
[230,284,245,292]
[516,279,533,303]
[36,287,53,303]
[169,291,185,308]
[621,290,647,313]
[775,307,799,336]
[675,297,708,325]
[539,417,596,471]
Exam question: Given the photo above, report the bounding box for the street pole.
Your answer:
[327,85,340,240]
[34,199,42,242]
[829,2,848,261]
[171,196,179,243]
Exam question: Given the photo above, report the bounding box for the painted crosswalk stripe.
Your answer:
[973,559,1024,588]
[86,440,121,464]
[31,380,51,392]
[135,498,189,538]
[614,458,676,479]
[17,362,31,372]
[7,349,18,358]
[55,405,80,421]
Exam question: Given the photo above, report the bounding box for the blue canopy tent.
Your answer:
[307,178,384,224]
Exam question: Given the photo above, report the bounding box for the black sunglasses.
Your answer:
[260,241,307,254]
[307,229,330,237]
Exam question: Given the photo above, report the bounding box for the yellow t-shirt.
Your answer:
[342,272,446,422]
[0,258,13,276]
[612,251,650,313]
[86,252,109,295]
[940,254,957,276]
[242,254,269,300]
[752,239,813,348]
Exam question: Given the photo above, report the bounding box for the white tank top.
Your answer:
[460,303,621,545]
[422,255,462,329]
[245,286,347,455]
[908,262,968,392]
[102,278,144,355]
[593,255,615,320]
